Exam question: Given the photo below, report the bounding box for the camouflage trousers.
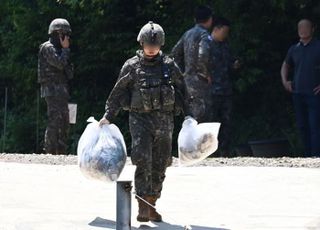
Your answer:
[129,111,174,198]
[44,96,69,154]
[184,76,211,122]
[209,95,233,157]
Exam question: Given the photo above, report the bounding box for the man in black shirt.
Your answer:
[281,18,320,157]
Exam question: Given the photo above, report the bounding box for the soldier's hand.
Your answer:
[60,35,70,49]
[233,60,241,69]
[99,117,110,127]
[313,85,320,95]
[283,81,293,93]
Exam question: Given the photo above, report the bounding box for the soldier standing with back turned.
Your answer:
[172,5,213,122]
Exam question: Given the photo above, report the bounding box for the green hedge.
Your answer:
[1,0,319,154]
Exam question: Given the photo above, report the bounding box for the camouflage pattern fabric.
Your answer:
[38,38,73,154]
[44,96,69,154]
[209,39,236,156]
[209,95,232,157]
[103,50,186,197]
[211,39,235,96]
[130,111,173,197]
[172,24,212,122]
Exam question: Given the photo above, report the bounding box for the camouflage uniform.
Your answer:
[104,50,186,198]
[38,19,73,155]
[172,24,212,122]
[210,39,235,156]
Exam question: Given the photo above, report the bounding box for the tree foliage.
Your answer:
[1,0,320,154]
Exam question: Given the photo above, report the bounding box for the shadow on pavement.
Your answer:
[89,217,230,230]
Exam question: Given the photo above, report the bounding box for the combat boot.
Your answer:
[146,196,162,222]
[136,196,149,222]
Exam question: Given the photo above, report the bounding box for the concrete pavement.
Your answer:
[0,162,320,230]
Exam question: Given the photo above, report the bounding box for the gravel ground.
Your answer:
[1,153,320,168]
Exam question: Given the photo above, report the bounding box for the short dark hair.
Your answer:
[194,5,213,23]
[213,17,231,29]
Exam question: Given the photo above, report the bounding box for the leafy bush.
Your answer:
[1,0,319,155]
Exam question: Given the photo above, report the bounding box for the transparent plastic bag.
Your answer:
[178,116,220,166]
[77,117,127,182]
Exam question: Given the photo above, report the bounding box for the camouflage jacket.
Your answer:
[171,24,212,81]
[38,39,73,98]
[104,50,187,122]
[211,39,235,96]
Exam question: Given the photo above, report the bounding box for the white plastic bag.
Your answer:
[77,117,127,182]
[178,116,220,166]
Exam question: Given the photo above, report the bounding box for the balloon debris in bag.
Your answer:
[77,117,127,182]
[178,116,220,166]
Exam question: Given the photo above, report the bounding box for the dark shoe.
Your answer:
[136,196,149,222]
[146,196,162,222]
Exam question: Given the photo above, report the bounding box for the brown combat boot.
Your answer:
[146,196,162,222]
[136,196,149,222]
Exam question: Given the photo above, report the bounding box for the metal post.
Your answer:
[2,87,8,153]
[116,180,132,230]
[36,90,40,153]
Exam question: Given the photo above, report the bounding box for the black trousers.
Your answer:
[209,95,233,157]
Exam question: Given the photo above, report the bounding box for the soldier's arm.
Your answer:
[198,33,211,81]
[104,68,132,122]
[171,37,184,71]
[117,60,133,80]
[229,54,240,72]
[281,46,294,92]
[42,45,70,70]
[281,61,292,92]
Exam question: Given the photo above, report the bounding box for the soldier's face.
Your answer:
[212,26,230,42]
[298,19,314,40]
[143,45,161,57]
